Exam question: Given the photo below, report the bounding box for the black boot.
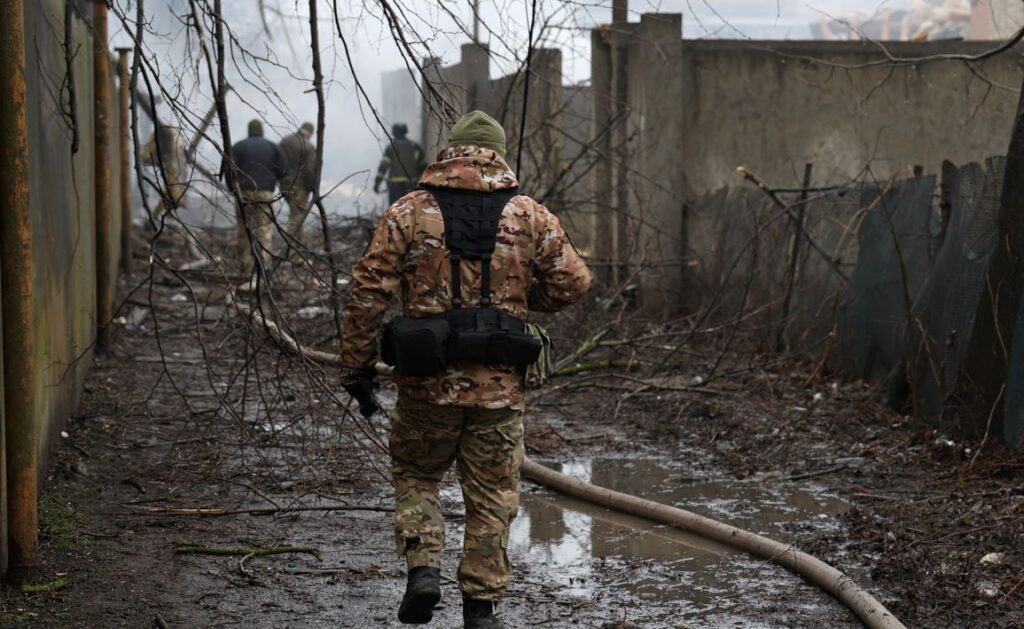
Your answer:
[398,566,441,624]
[463,596,505,629]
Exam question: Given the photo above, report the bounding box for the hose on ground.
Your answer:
[521,458,905,629]
[232,307,904,627]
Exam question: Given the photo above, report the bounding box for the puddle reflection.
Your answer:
[510,458,850,612]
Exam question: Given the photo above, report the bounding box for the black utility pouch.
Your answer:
[494,332,542,366]
[381,315,450,377]
[450,329,492,363]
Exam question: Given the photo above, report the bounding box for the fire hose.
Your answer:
[520,458,905,629]
[234,303,905,628]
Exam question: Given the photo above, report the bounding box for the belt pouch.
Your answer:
[496,332,542,365]
[381,315,450,377]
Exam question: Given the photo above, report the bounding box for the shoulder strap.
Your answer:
[421,186,518,308]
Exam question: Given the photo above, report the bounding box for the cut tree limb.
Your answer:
[174,545,323,561]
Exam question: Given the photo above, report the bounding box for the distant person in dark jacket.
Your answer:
[225,119,288,289]
[278,122,317,243]
[373,123,426,203]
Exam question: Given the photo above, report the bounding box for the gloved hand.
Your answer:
[373,180,382,194]
[341,366,380,417]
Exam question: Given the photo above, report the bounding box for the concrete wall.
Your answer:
[421,43,490,159]
[419,45,580,204]
[678,39,1022,197]
[585,14,1024,312]
[474,49,564,198]
[590,14,689,310]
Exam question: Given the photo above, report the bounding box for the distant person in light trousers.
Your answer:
[224,119,288,291]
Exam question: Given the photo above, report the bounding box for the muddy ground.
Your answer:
[1,233,1022,628]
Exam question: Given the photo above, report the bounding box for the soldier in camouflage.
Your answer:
[277,122,317,243]
[340,110,591,627]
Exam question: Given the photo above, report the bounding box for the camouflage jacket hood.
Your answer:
[341,145,591,409]
[419,145,519,192]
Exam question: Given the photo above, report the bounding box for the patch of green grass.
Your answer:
[18,578,68,594]
[38,494,86,551]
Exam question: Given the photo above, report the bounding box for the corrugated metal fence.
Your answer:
[688,158,1023,450]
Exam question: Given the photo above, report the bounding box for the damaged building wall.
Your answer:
[582,13,1024,446]
[472,48,564,199]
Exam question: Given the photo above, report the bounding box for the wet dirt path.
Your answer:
[0,279,870,628]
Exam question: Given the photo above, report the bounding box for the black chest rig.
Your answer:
[381,186,542,377]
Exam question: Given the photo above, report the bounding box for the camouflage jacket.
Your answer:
[341,145,592,409]
[278,131,317,192]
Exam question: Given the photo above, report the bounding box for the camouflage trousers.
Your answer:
[281,184,311,242]
[390,395,524,601]
[236,189,275,276]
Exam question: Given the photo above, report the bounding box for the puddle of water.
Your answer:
[509,458,851,622]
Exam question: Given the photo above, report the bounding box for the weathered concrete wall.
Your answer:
[472,49,564,198]
[21,0,122,482]
[627,15,686,309]
[418,45,597,296]
[585,15,1023,313]
[549,82,596,253]
[678,39,1022,197]
[589,14,688,311]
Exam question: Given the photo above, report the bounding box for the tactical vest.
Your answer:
[381,186,542,377]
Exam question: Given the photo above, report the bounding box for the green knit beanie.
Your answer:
[448,110,506,157]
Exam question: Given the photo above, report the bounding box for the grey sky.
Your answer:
[109,1,960,213]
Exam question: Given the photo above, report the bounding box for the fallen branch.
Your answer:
[553,326,610,372]
[231,299,391,374]
[284,565,350,576]
[117,504,464,519]
[175,545,323,561]
[776,464,847,483]
[555,358,636,377]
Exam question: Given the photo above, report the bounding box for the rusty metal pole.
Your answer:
[0,0,39,585]
[116,48,132,275]
[93,0,113,348]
